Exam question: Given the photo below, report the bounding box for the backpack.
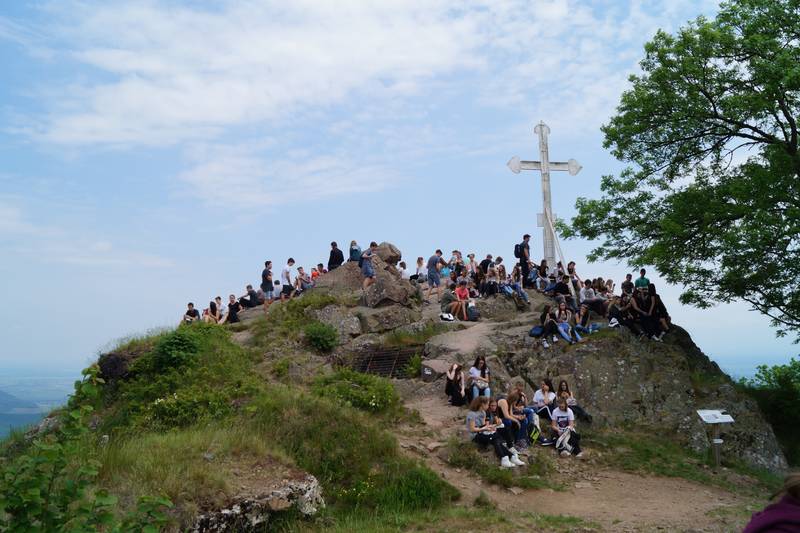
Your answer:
[514,243,522,258]
[556,428,578,454]
[467,305,480,322]
[528,423,541,444]
[528,325,544,337]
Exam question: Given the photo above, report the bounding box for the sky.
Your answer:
[0,0,796,380]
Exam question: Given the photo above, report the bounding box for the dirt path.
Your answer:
[399,393,752,532]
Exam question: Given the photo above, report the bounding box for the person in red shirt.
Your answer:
[454,280,470,320]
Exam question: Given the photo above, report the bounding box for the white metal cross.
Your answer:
[507,121,582,271]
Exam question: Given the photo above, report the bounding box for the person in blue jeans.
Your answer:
[361,242,378,290]
[574,304,601,336]
[468,355,491,399]
[498,391,529,450]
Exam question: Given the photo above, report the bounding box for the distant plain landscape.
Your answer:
[0,376,74,438]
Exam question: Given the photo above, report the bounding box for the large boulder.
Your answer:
[357,305,421,334]
[474,295,522,321]
[375,242,402,265]
[314,244,417,308]
[304,305,362,340]
[496,326,787,472]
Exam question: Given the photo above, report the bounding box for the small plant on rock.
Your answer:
[304,321,338,352]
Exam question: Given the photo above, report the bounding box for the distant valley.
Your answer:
[0,376,74,438]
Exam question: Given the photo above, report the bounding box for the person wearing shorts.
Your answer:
[281,258,295,301]
[426,249,446,302]
[361,241,378,290]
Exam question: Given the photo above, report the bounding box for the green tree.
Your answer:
[564,0,800,338]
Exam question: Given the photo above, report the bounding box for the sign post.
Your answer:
[696,409,735,469]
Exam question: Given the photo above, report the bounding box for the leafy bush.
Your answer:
[304,321,339,352]
[269,293,339,333]
[738,358,800,466]
[404,354,422,379]
[312,369,399,413]
[0,367,172,532]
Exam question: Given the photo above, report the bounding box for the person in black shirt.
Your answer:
[182,302,200,324]
[328,241,344,271]
[223,294,241,324]
[519,234,532,288]
[239,284,260,308]
[479,254,494,274]
[553,275,578,312]
[620,273,634,295]
[260,261,273,307]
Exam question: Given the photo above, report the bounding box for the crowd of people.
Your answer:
[450,356,591,466]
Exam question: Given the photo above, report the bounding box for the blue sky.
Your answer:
[0,0,795,379]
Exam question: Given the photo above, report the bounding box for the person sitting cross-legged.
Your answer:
[465,397,524,469]
[551,397,584,458]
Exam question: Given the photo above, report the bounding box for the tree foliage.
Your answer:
[564,0,800,338]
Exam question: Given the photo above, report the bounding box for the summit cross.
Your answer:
[507,121,582,270]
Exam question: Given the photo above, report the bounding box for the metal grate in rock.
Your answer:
[351,346,421,379]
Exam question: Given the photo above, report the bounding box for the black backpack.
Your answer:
[514,243,522,258]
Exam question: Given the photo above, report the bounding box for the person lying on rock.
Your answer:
[557,380,592,424]
[552,397,584,459]
[465,397,524,469]
[468,356,491,399]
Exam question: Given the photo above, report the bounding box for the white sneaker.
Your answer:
[552,335,559,343]
[511,455,526,466]
[560,450,570,458]
[509,447,519,455]
[500,456,516,468]
[542,340,550,349]
[651,335,662,342]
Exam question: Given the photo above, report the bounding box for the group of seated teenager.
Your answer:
[531,263,672,345]
[450,357,591,466]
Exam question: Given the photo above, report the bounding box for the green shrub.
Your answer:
[384,323,451,347]
[312,369,399,413]
[269,293,339,333]
[738,358,800,466]
[304,321,339,352]
[404,354,422,379]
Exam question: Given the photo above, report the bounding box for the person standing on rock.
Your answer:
[517,234,532,288]
[634,268,650,290]
[361,242,378,291]
[348,240,362,262]
[426,249,447,302]
[261,260,273,312]
[328,242,344,271]
[281,259,295,301]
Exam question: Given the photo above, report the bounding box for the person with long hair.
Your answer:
[556,300,582,343]
[539,304,563,348]
[202,300,220,324]
[348,240,362,262]
[487,397,516,452]
[743,473,800,532]
[557,380,592,423]
[532,378,556,422]
[468,356,491,398]
[445,363,466,406]
[649,283,670,338]
[465,397,524,468]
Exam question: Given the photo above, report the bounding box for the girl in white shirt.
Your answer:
[532,378,556,422]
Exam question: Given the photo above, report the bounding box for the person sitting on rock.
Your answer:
[630,285,662,341]
[440,283,462,320]
[445,363,466,406]
[487,397,517,453]
[579,279,608,316]
[605,278,615,295]
[466,253,478,276]
[220,294,241,325]
[182,302,200,324]
[539,304,563,348]
[215,296,227,321]
[532,378,556,423]
[483,267,500,297]
[465,397,523,469]
[361,242,378,291]
[553,275,578,312]
[621,273,634,295]
[348,240,362,262]
[535,259,550,290]
[613,293,645,336]
[239,284,261,308]
[552,397,583,458]
[328,241,344,271]
[497,391,529,450]
[272,280,282,301]
[556,301,582,343]
[574,304,601,336]
[295,266,314,295]
[649,283,670,337]
[454,280,470,320]
[479,254,494,274]
[202,300,221,324]
[511,380,538,438]
[398,261,410,279]
[509,265,530,303]
[469,356,491,399]
[557,380,592,423]
[411,256,427,283]
[634,268,650,291]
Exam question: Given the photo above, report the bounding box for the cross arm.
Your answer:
[507,156,582,175]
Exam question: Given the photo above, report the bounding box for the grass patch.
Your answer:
[304,321,339,352]
[278,507,599,532]
[444,437,557,490]
[383,323,452,347]
[404,353,422,379]
[587,428,781,495]
[312,368,400,414]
